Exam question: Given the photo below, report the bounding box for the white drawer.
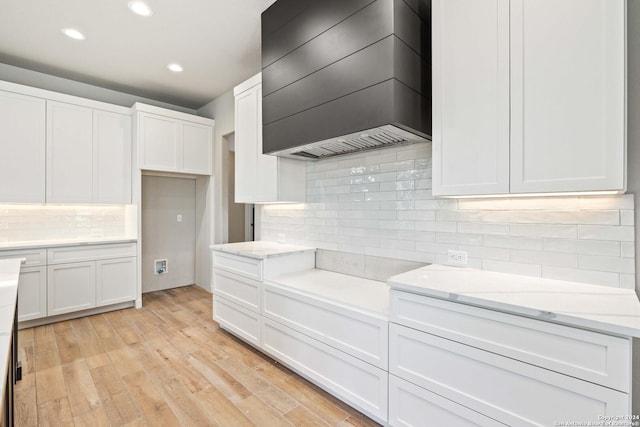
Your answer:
[390,290,630,392]
[262,282,388,369]
[47,243,137,264]
[389,375,506,427]
[389,324,629,426]
[0,248,47,267]
[214,296,261,348]
[262,318,388,424]
[212,251,262,281]
[214,270,260,313]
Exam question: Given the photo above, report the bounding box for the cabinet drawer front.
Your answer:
[390,290,630,392]
[212,252,262,281]
[213,270,260,312]
[263,283,388,369]
[0,249,46,267]
[262,318,388,424]
[47,243,137,264]
[390,324,629,426]
[389,375,506,427]
[214,296,260,347]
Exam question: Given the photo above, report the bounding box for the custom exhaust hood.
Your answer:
[261,0,431,160]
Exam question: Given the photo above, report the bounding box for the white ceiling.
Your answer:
[0,0,277,109]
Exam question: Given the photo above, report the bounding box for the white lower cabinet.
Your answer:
[96,257,136,306]
[389,375,505,427]
[262,318,388,423]
[48,261,96,316]
[390,323,628,426]
[214,296,261,347]
[0,243,137,324]
[47,244,137,318]
[16,266,47,322]
[262,282,388,370]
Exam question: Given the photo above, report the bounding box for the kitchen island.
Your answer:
[0,258,22,426]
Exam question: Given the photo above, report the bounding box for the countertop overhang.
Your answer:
[210,241,316,260]
[388,264,640,338]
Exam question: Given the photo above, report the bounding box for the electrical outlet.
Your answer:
[177,214,183,222]
[447,250,468,266]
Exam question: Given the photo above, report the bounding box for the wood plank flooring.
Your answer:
[14,285,380,427]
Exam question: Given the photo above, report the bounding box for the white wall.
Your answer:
[261,143,635,289]
[141,176,196,292]
[0,62,197,113]
[197,89,236,290]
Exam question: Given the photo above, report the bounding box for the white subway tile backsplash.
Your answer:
[510,249,578,268]
[457,222,510,236]
[0,204,135,244]
[621,210,634,226]
[260,144,635,289]
[578,255,634,274]
[578,195,634,210]
[510,224,578,239]
[541,266,620,288]
[542,239,621,256]
[482,260,542,277]
[621,242,635,258]
[578,225,634,242]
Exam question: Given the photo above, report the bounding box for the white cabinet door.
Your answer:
[234,76,305,203]
[138,113,179,172]
[46,101,94,202]
[510,0,625,193]
[253,84,279,201]
[48,262,96,316]
[234,83,260,203]
[96,257,136,306]
[432,0,510,196]
[182,122,212,175]
[0,91,46,202]
[17,266,47,322]
[94,110,132,203]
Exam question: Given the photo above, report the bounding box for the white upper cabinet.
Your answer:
[0,91,46,202]
[432,0,626,196]
[134,103,214,176]
[47,101,94,203]
[94,110,132,203]
[432,0,510,195]
[509,0,625,193]
[234,73,305,204]
[47,101,133,204]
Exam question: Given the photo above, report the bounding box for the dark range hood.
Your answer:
[261,0,431,160]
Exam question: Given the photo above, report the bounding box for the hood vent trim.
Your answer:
[277,125,430,161]
[292,131,406,159]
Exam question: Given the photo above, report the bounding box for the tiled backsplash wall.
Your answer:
[260,143,636,289]
[0,204,137,244]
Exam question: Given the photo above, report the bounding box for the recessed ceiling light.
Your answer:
[128,1,153,17]
[61,28,86,40]
[167,63,183,73]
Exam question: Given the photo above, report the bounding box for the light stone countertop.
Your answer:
[388,264,640,338]
[266,269,389,318]
[210,241,316,260]
[0,237,138,251]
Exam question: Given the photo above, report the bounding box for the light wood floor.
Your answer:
[14,285,380,427]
